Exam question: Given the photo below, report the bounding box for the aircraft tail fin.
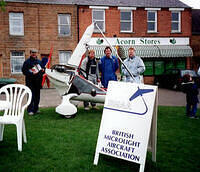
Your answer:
[46,45,53,69]
[42,45,53,88]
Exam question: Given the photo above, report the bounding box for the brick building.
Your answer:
[0,0,78,84]
[191,9,200,70]
[0,0,193,85]
[78,0,193,84]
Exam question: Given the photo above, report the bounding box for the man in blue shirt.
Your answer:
[122,47,145,83]
[99,46,119,88]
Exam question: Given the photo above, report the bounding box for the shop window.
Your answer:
[143,61,153,76]
[155,61,164,75]
[120,11,132,32]
[10,51,25,74]
[92,9,105,32]
[176,60,185,69]
[147,11,157,33]
[9,12,24,36]
[166,61,175,70]
[58,14,71,36]
[59,51,72,64]
[171,11,181,32]
[143,59,185,76]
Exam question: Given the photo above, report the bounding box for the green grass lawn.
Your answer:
[0,106,200,172]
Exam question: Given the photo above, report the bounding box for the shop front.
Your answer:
[88,37,193,84]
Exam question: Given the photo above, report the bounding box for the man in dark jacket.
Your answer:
[182,74,199,119]
[81,49,100,110]
[22,49,44,115]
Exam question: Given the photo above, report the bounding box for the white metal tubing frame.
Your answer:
[95,22,136,81]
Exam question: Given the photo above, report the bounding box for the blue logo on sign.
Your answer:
[129,88,154,101]
[104,87,154,115]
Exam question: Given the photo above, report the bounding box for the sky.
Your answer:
[179,0,200,9]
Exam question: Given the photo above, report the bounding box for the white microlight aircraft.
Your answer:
[45,23,134,118]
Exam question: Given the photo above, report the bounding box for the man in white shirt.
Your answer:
[121,47,145,83]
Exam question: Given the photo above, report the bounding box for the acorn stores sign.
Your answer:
[88,37,190,46]
[116,38,161,45]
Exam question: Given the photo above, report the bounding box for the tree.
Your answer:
[0,0,6,11]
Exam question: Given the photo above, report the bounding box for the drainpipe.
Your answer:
[37,4,40,53]
[76,4,80,42]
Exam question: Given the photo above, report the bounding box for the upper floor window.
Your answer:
[10,51,25,74]
[59,51,72,64]
[171,11,181,32]
[58,14,71,36]
[9,12,24,36]
[120,11,132,32]
[147,11,157,33]
[92,9,105,32]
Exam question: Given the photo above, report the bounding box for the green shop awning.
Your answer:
[130,45,160,58]
[157,45,193,57]
[89,45,193,58]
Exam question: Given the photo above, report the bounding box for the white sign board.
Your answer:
[94,81,158,172]
[88,37,190,46]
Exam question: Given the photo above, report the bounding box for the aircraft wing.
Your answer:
[68,23,94,67]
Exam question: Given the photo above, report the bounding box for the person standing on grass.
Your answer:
[98,46,119,89]
[121,47,145,84]
[81,49,100,110]
[22,49,44,115]
[181,74,199,119]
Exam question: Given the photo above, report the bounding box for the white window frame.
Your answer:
[120,10,133,32]
[58,14,71,36]
[171,11,181,33]
[59,51,72,64]
[10,51,25,74]
[92,9,105,32]
[147,10,157,33]
[9,12,24,36]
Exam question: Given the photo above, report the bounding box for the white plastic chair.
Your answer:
[0,84,32,151]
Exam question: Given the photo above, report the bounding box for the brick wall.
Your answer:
[0,54,2,77]
[78,6,192,39]
[0,3,193,85]
[78,6,192,84]
[191,35,200,69]
[0,2,78,84]
[191,35,200,57]
[144,76,155,85]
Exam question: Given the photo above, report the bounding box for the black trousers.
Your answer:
[27,82,41,113]
[84,101,96,107]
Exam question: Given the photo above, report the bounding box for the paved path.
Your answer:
[158,88,186,107]
[39,88,189,108]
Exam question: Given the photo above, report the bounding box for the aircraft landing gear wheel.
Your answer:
[56,93,78,118]
[63,114,76,119]
[173,84,178,90]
